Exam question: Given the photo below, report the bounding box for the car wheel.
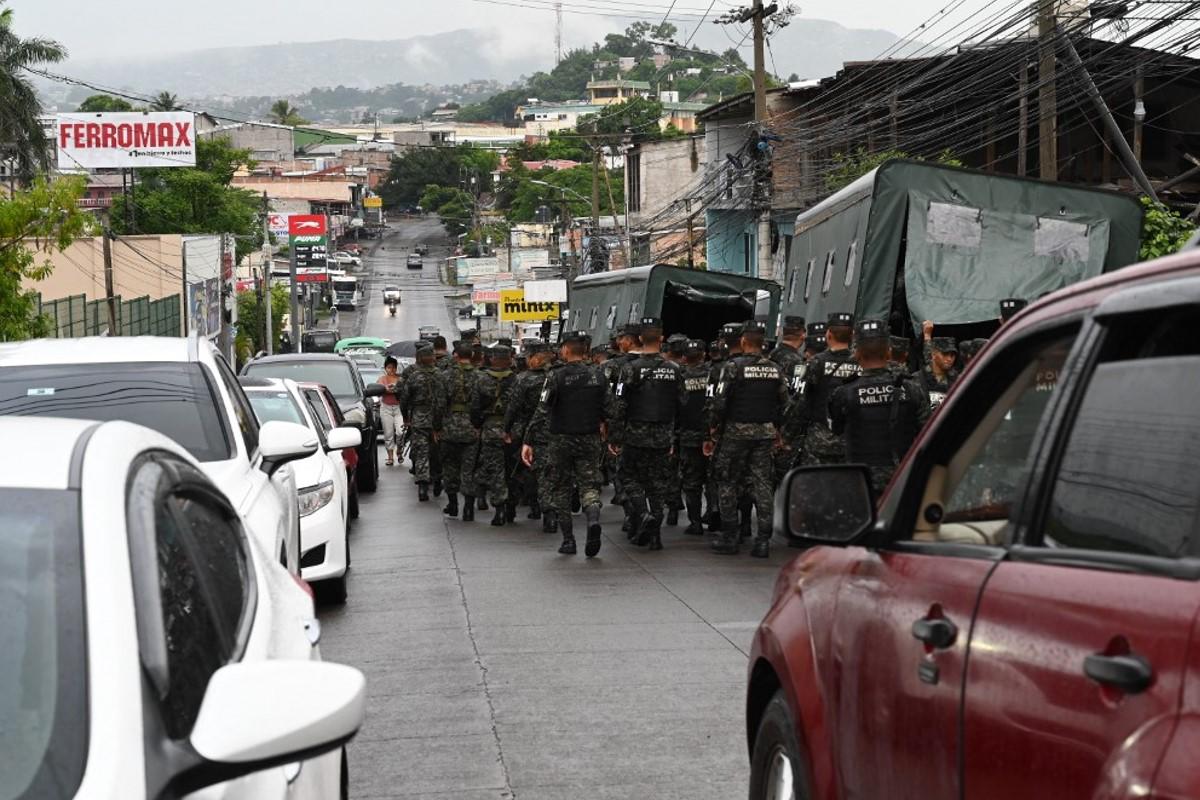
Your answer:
[358,445,378,493]
[749,690,810,800]
[348,482,360,520]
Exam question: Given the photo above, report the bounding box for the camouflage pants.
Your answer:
[477,440,518,506]
[623,445,675,522]
[678,444,708,493]
[713,438,775,538]
[666,449,683,511]
[543,434,603,514]
[773,446,798,490]
[440,438,479,495]
[409,429,435,484]
[800,425,844,466]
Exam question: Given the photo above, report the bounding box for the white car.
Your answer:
[0,417,364,799]
[330,251,361,267]
[241,377,361,603]
[0,336,304,574]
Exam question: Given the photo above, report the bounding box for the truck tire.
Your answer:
[749,690,811,800]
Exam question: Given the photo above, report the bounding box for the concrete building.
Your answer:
[517,102,604,136]
[587,80,652,106]
[201,122,297,162]
[25,235,186,305]
[625,135,707,267]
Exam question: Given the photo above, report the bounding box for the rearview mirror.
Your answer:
[775,465,876,545]
[260,420,320,477]
[363,383,386,398]
[326,426,362,451]
[178,661,365,795]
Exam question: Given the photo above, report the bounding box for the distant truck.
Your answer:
[780,159,1144,341]
[332,275,359,311]
[566,264,781,344]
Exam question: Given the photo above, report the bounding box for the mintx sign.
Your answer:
[56,112,197,169]
[499,289,560,322]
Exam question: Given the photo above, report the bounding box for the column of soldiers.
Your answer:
[386,296,1028,557]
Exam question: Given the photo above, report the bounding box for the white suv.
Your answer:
[0,336,304,573]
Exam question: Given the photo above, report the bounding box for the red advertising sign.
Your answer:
[56,112,197,169]
[288,215,328,237]
[295,271,330,283]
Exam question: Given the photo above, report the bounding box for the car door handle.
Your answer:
[912,617,958,649]
[1084,653,1154,694]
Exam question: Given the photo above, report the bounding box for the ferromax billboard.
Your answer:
[56,112,197,170]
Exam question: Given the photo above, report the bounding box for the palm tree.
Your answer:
[0,3,67,183]
[150,91,180,112]
[269,99,307,126]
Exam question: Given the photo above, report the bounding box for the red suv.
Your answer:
[748,249,1200,800]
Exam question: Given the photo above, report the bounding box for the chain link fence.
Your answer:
[35,293,182,338]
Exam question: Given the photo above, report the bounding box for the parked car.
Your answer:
[406,254,423,269]
[302,329,339,353]
[0,416,364,800]
[241,377,361,603]
[329,251,362,267]
[300,381,364,514]
[748,249,1200,800]
[240,353,383,493]
[0,336,308,574]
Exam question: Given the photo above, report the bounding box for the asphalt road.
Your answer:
[319,219,791,799]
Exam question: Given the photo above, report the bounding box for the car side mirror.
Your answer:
[363,383,386,398]
[177,661,365,795]
[774,465,877,546]
[326,426,362,451]
[259,420,320,477]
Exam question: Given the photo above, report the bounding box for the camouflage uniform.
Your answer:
[769,340,806,484]
[921,338,960,412]
[505,361,551,521]
[440,361,480,496]
[678,358,711,534]
[708,349,788,555]
[472,363,519,510]
[790,347,861,466]
[399,362,446,484]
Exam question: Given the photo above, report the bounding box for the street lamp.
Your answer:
[529,179,590,205]
[529,180,589,278]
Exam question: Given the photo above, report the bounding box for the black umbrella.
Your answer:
[385,340,420,358]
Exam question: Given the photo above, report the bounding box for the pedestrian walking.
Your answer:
[473,345,520,526]
[398,343,445,501]
[505,342,555,531]
[441,342,480,520]
[378,356,403,467]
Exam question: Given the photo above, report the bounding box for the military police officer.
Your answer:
[441,342,481,520]
[792,312,861,466]
[473,344,520,526]
[399,342,446,502]
[505,342,556,532]
[920,320,959,410]
[678,339,711,536]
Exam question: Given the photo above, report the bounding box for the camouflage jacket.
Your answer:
[399,365,446,431]
[472,368,518,444]
[709,353,788,442]
[610,352,685,450]
[441,361,480,443]
[504,367,549,445]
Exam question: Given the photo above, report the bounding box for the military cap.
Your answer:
[590,344,609,354]
[415,341,434,354]
[959,338,988,360]
[807,321,827,338]
[890,335,911,354]
[807,335,827,353]
[496,337,513,347]
[562,330,590,344]
[827,311,854,328]
[781,314,806,332]
[743,320,767,334]
[999,298,1028,321]
[686,339,706,354]
[721,323,744,343]
[854,318,888,341]
[488,344,513,358]
[930,336,958,353]
[617,323,640,338]
[709,339,728,356]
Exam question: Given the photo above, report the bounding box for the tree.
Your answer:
[419,184,475,238]
[578,97,666,142]
[824,148,962,193]
[269,99,308,126]
[235,283,290,365]
[1139,196,1196,260]
[150,91,180,111]
[378,145,499,209]
[78,94,135,112]
[109,138,264,261]
[0,3,67,182]
[0,176,93,341]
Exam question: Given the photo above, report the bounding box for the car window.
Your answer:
[246,390,307,426]
[171,490,251,648]
[1042,311,1200,558]
[212,356,260,456]
[0,363,231,462]
[304,388,334,432]
[244,361,358,402]
[929,329,1077,541]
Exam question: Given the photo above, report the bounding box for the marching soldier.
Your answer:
[920,320,959,410]
[611,318,684,551]
[505,342,556,532]
[804,321,827,360]
[890,335,913,377]
[678,339,711,536]
[770,315,807,486]
[399,343,446,502]
[791,312,861,466]
[830,319,929,496]
[605,324,641,531]
[705,321,787,558]
[440,342,481,520]
[522,331,612,557]
[473,344,520,526]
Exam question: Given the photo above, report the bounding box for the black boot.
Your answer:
[542,510,557,534]
[708,512,723,532]
[558,517,576,554]
[432,479,443,497]
[490,506,506,527]
[505,501,517,523]
[477,495,488,511]
[750,534,771,559]
[443,492,458,517]
[462,497,475,522]
[710,531,739,555]
[528,500,542,520]
[628,512,645,544]
[684,493,704,535]
[647,518,664,551]
[739,502,752,541]
[666,506,679,526]
[585,504,603,558]
[418,482,430,502]
[634,515,661,548]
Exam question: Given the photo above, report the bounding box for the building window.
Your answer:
[743,233,753,275]
[803,259,815,301]
[821,249,835,295]
[845,241,858,287]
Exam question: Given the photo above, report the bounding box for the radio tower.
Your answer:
[555,2,563,63]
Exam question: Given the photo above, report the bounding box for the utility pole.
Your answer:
[591,142,602,273]
[288,247,301,353]
[102,231,118,336]
[1133,65,1145,167]
[555,1,564,64]
[261,192,274,355]
[1037,0,1058,181]
[749,0,775,280]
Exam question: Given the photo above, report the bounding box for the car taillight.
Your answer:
[291,572,315,600]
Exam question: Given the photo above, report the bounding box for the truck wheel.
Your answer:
[749,690,811,800]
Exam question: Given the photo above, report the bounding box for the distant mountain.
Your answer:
[60,29,547,98]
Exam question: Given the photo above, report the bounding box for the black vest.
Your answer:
[726,357,783,424]
[626,355,680,424]
[549,362,606,435]
[842,371,922,466]
[806,349,860,427]
[679,366,709,431]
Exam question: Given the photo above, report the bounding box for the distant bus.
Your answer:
[332,275,359,311]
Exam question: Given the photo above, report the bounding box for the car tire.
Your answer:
[348,483,360,520]
[358,444,378,493]
[749,690,811,800]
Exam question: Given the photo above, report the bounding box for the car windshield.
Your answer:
[245,389,307,427]
[0,489,87,800]
[0,363,232,462]
[244,361,358,403]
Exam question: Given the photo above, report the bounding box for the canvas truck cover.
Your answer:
[784,160,1144,327]
[567,265,781,343]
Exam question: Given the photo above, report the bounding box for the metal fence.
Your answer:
[35,293,182,338]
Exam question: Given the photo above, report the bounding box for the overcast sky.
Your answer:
[9,0,950,61]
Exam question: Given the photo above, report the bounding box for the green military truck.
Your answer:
[780,159,1144,340]
[566,264,781,344]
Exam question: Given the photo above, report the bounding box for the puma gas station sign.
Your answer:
[56,112,197,169]
[289,214,329,283]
